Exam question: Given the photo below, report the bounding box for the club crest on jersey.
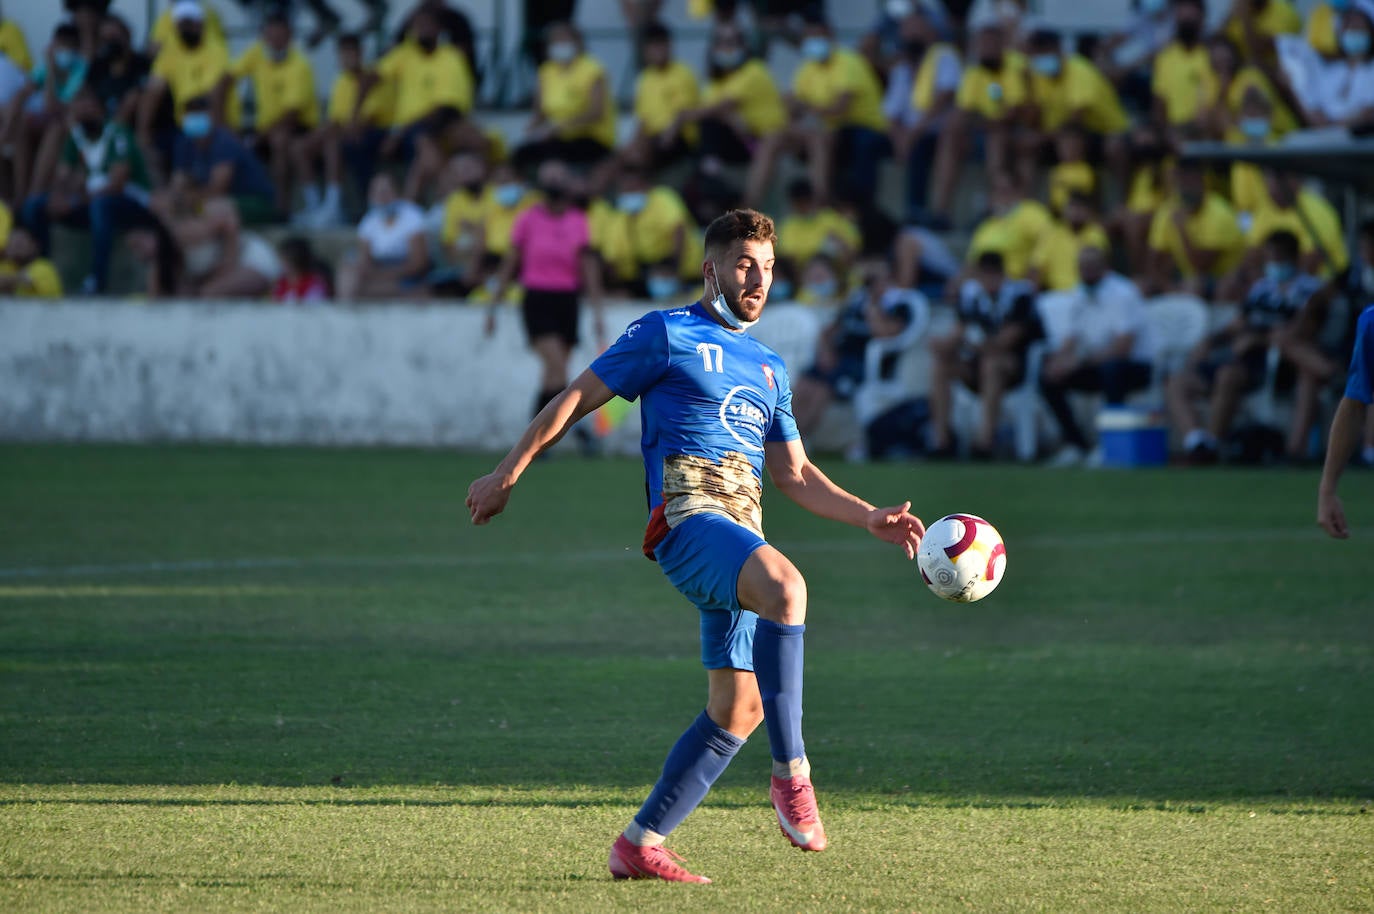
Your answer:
[761,364,775,389]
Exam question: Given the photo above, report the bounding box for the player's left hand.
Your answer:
[466,472,514,525]
[867,501,924,559]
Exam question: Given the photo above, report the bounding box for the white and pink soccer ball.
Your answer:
[917,514,1006,603]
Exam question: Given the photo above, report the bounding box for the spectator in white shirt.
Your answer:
[1039,245,1155,466]
[1095,0,1175,110]
[336,173,432,301]
[1296,3,1374,129]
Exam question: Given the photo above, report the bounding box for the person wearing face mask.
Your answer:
[467,209,925,884]
[1040,245,1154,467]
[964,170,1052,281]
[19,83,157,294]
[229,13,318,217]
[1019,29,1128,195]
[1168,230,1321,464]
[1145,162,1246,298]
[487,159,605,426]
[748,17,889,211]
[1221,0,1302,65]
[604,163,701,295]
[148,0,225,58]
[1151,0,1218,136]
[514,21,615,172]
[775,178,861,284]
[859,0,952,79]
[1203,36,1300,141]
[7,23,89,205]
[1027,192,1111,292]
[140,2,238,173]
[289,32,391,230]
[1307,0,1357,58]
[434,152,490,286]
[927,251,1039,459]
[1298,4,1374,128]
[166,94,277,226]
[335,172,431,301]
[791,257,919,437]
[678,20,784,199]
[1244,169,1348,281]
[927,18,1027,226]
[370,7,482,205]
[468,161,539,296]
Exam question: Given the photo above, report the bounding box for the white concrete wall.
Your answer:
[0,299,822,450]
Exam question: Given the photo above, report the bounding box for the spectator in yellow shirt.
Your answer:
[148,1,225,57]
[929,18,1027,226]
[603,162,702,292]
[371,7,483,204]
[470,161,539,296]
[1202,35,1299,140]
[623,22,699,173]
[515,21,615,171]
[1147,163,1247,298]
[1244,170,1348,280]
[965,170,1053,281]
[677,21,784,208]
[776,177,862,278]
[290,33,390,229]
[232,12,317,216]
[1150,0,1215,138]
[0,226,62,297]
[1027,192,1112,292]
[139,2,235,173]
[748,18,889,211]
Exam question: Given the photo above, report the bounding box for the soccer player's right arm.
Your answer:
[466,370,617,525]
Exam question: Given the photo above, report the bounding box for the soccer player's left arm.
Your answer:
[764,438,924,558]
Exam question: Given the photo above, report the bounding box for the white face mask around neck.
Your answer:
[707,262,758,330]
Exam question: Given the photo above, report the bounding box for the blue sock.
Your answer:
[633,710,745,838]
[754,619,806,768]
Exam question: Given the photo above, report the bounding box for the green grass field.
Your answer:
[1,445,1371,913]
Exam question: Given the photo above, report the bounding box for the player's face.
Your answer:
[714,240,775,323]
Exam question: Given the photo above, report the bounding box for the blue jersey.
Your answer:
[590,301,800,540]
[1345,304,1374,405]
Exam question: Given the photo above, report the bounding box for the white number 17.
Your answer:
[696,342,724,373]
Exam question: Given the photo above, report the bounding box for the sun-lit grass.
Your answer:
[1,445,1370,912]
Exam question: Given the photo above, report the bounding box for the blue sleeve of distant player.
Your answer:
[1344,305,1374,404]
[766,361,801,443]
[589,311,670,401]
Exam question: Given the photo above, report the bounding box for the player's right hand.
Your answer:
[466,473,513,525]
[1318,491,1349,539]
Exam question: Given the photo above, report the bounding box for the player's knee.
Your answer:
[757,567,807,624]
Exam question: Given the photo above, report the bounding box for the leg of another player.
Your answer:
[738,546,827,851]
[531,335,571,416]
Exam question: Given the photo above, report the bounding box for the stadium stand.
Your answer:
[3,0,1373,466]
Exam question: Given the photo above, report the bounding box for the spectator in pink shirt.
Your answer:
[487,159,605,423]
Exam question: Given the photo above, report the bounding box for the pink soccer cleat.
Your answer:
[608,834,712,884]
[770,775,828,851]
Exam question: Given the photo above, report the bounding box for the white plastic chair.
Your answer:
[1136,294,1211,406]
[851,290,933,446]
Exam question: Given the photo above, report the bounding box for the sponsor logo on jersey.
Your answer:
[719,385,768,452]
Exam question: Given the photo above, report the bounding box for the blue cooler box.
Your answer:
[1096,407,1168,467]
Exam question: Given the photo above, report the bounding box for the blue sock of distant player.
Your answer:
[624,710,745,846]
[754,619,809,779]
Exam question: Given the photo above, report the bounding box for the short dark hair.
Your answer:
[55,23,80,43]
[642,21,671,44]
[786,177,814,201]
[704,209,778,259]
[1028,29,1060,51]
[184,94,211,111]
[1174,0,1205,13]
[1265,229,1301,261]
[975,251,1006,273]
[1358,218,1374,240]
[337,31,362,50]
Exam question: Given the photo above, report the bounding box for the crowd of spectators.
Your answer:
[0,0,1371,466]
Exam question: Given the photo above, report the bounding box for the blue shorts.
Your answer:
[653,512,767,671]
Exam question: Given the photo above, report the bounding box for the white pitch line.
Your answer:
[0,527,1319,581]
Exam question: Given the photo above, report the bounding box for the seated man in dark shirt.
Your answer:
[165,94,277,225]
[790,259,919,436]
[928,250,1041,459]
[87,14,150,125]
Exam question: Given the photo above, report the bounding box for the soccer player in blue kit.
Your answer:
[466,209,925,884]
[1318,302,1374,539]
